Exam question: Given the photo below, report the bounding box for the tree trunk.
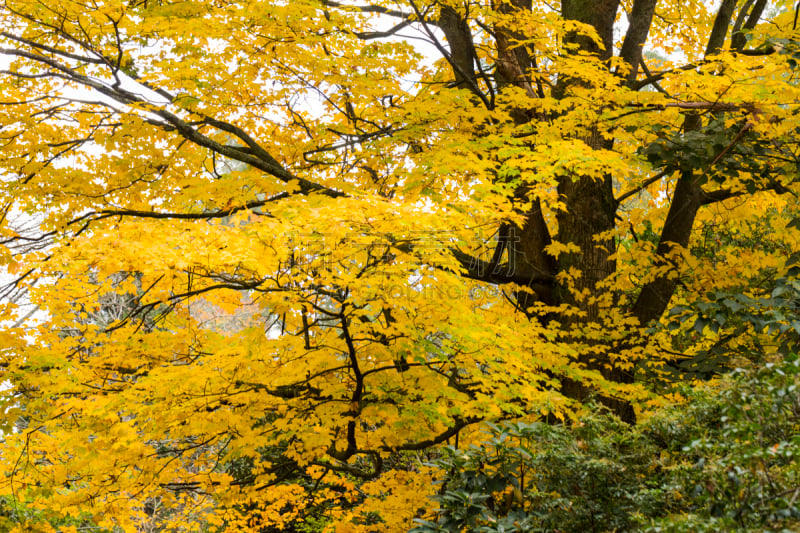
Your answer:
[444,0,757,423]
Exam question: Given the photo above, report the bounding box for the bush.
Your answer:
[643,357,800,532]
[412,355,800,533]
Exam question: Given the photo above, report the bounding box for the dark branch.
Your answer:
[407,0,492,109]
[100,195,288,220]
[319,0,411,19]
[450,247,554,286]
[615,168,671,205]
[732,0,767,51]
[705,0,739,57]
[618,0,657,86]
[385,416,480,452]
[0,32,104,64]
[0,46,344,198]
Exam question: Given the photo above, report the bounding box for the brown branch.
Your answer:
[618,0,658,86]
[327,305,363,462]
[450,247,555,287]
[99,195,288,220]
[700,180,794,206]
[737,46,777,56]
[615,168,671,205]
[0,46,344,198]
[633,61,708,91]
[313,450,383,480]
[631,113,704,325]
[319,0,411,19]
[351,19,414,40]
[637,57,671,96]
[705,0,739,57]
[385,416,481,452]
[709,121,753,167]
[0,32,104,64]
[407,0,492,109]
[732,0,767,51]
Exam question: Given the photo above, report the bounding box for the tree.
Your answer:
[0,0,798,530]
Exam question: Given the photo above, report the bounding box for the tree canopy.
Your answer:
[0,0,799,530]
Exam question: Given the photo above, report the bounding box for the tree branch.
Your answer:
[407,0,492,109]
[615,168,671,205]
[98,195,287,220]
[633,61,708,91]
[631,113,704,325]
[705,0,739,56]
[618,0,657,86]
[450,247,554,287]
[732,0,767,51]
[319,0,412,19]
[0,46,344,198]
[385,416,481,452]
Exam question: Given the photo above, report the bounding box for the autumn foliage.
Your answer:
[0,0,799,530]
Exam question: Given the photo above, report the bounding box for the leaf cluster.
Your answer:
[413,354,800,533]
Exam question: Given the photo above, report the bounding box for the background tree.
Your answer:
[0,0,799,530]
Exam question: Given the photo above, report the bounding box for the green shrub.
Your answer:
[412,355,800,533]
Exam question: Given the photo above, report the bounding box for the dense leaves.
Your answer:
[415,355,800,533]
[411,416,667,533]
[0,0,799,530]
